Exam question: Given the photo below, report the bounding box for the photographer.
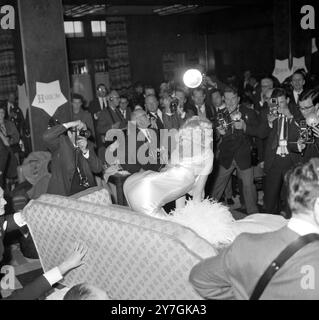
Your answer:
[297,88,319,163]
[161,89,191,129]
[210,86,260,214]
[43,120,103,196]
[263,88,303,216]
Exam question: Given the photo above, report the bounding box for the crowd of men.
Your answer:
[1,68,319,217]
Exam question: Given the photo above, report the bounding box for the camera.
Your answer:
[299,120,314,144]
[78,128,91,139]
[170,98,179,113]
[269,98,279,117]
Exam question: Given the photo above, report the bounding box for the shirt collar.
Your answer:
[287,217,319,236]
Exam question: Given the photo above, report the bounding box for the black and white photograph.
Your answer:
[0,0,319,306]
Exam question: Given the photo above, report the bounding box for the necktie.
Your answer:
[0,124,7,136]
[122,110,126,119]
[276,115,289,157]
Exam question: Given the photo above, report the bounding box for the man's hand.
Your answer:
[162,97,172,114]
[58,243,87,276]
[76,136,88,153]
[297,139,306,152]
[64,120,85,130]
[150,118,158,129]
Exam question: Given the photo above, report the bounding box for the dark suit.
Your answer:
[185,103,215,124]
[190,225,319,300]
[43,124,103,196]
[147,110,164,130]
[210,105,261,214]
[119,127,163,174]
[264,116,302,214]
[288,90,303,122]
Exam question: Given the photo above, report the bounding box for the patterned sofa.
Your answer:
[22,187,217,300]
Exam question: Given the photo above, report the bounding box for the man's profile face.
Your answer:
[261,78,273,95]
[97,86,107,98]
[291,73,305,92]
[145,96,159,113]
[72,99,82,114]
[192,90,205,106]
[211,92,222,108]
[224,92,239,112]
[299,97,316,118]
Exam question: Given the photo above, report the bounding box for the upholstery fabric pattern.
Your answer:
[70,187,112,206]
[23,195,216,299]
[36,194,216,259]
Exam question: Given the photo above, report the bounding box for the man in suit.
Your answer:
[145,95,165,130]
[1,92,29,156]
[43,120,103,196]
[252,76,274,113]
[297,88,319,163]
[108,109,162,174]
[189,158,319,300]
[186,87,215,124]
[71,93,95,143]
[88,84,108,148]
[210,86,263,214]
[263,88,303,215]
[288,70,306,121]
[118,95,132,122]
[96,90,127,159]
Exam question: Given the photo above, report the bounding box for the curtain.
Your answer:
[105,16,132,94]
[0,29,17,101]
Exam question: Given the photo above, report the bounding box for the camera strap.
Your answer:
[250,233,319,300]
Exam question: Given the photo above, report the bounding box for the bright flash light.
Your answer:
[183,69,203,88]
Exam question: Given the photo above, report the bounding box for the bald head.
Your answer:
[107,90,120,109]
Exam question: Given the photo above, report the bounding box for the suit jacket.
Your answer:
[96,107,126,148]
[147,110,165,130]
[43,124,103,196]
[189,226,319,300]
[264,116,302,173]
[288,91,303,122]
[217,105,261,170]
[185,103,215,124]
[119,127,163,174]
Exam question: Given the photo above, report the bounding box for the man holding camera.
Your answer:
[210,86,260,214]
[43,120,103,196]
[297,88,319,163]
[263,88,303,216]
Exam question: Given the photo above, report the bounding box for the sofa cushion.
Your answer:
[70,186,112,206]
[23,196,216,300]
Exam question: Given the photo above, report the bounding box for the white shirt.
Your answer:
[293,90,302,104]
[98,97,107,110]
[288,217,319,236]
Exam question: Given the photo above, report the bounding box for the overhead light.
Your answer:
[183,69,203,88]
[153,5,199,16]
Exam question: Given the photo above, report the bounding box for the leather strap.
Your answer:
[250,233,319,300]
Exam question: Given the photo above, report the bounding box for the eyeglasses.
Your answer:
[299,105,314,111]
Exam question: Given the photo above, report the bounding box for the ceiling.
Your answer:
[63,4,230,17]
